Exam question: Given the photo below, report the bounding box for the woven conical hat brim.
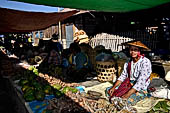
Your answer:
[165,71,170,81]
[73,34,88,41]
[79,38,89,44]
[126,41,150,51]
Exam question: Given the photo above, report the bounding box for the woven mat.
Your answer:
[83,81,164,113]
[84,82,113,99]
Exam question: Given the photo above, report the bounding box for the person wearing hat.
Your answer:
[51,33,63,54]
[108,40,152,105]
[73,30,89,44]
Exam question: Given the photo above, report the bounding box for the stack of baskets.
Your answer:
[96,61,116,82]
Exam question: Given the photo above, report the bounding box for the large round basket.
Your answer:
[96,61,116,82]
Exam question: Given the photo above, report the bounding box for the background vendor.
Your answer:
[68,42,92,82]
[51,33,63,55]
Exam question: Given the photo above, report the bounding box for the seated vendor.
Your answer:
[68,42,92,81]
[107,40,152,105]
[69,42,92,69]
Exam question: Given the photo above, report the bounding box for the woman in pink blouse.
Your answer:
[108,40,152,105]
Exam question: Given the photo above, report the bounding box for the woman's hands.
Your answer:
[122,92,131,99]
[108,80,122,96]
[108,87,115,96]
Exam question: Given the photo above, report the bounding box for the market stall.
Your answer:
[1,43,170,113]
[1,1,170,112]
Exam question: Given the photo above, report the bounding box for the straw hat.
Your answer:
[73,30,89,44]
[123,40,151,51]
[42,38,51,41]
[165,71,170,81]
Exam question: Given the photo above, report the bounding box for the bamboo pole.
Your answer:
[58,8,62,44]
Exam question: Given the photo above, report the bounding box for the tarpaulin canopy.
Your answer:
[11,0,170,12]
[0,7,78,33]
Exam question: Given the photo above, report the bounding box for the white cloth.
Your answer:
[130,61,137,81]
[151,86,170,99]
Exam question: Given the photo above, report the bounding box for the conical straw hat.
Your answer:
[165,71,170,81]
[73,30,89,44]
[123,40,150,51]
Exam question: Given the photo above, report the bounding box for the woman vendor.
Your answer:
[108,40,152,105]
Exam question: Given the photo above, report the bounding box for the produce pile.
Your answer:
[14,65,137,113]
[17,66,79,102]
[37,64,63,76]
[149,100,170,113]
[45,92,137,113]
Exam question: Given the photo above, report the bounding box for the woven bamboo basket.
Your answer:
[96,61,116,82]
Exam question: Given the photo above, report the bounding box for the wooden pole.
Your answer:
[58,8,62,44]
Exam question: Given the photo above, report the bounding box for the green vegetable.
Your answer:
[28,75,35,81]
[167,101,170,106]
[54,90,63,98]
[149,109,154,113]
[24,94,35,102]
[33,68,39,75]
[24,90,35,102]
[28,66,34,71]
[52,84,62,90]
[34,83,43,91]
[70,88,78,93]
[21,85,30,92]
[35,91,45,101]
[152,101,170,112]
[153,107,160,111]
[62,86,71,94]
[44,85,53,94]
[160,101,169,112]
[18,79,29,86]
[25,87,34,94]
[167,106,170,110]
[154,102,161,108]
[31,80,38,86]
